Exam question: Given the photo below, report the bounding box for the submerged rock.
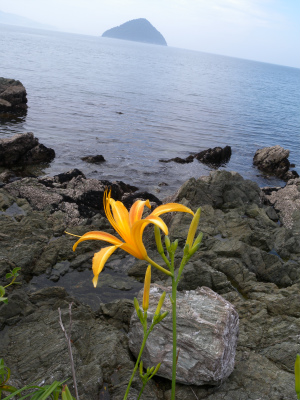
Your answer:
[253,145,299,181]
[0,77,27,112]
[129,284,239,385]
[0,132,55,167]
[159,146,231,167]
[81,155,106,164]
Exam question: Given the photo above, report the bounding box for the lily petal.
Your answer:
[92,245,118,287]
[73,231,122,251]
[110,200,131,242]
[129,199,151,227]
[150,203,194,217]
[131,216,168,259]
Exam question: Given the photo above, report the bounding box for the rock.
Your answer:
[128,284,239,385]
[195,146,232,166]
[0,77,27,112]
[122,191,162,209]
[0,132,55,167]
[4,173,139,223]
[81,155,106,164]
[159,147,231,166]
[159,155,194,164]
[253,145,299,181]
[262,178,300,232]
[0,287,161,400]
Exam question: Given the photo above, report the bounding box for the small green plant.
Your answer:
[0,267,21,304]
[123,265,167,399]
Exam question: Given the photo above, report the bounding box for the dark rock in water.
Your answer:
[122,191,162,209]
[253,145,299,181]
[102,18,167,46]
[0,77,27,112]
[159,147,231,166]
[159,155,194,164]
[81,155,106,164]
[0,132,55,167]
[195,145,232,166]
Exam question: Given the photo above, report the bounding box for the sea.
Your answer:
[1,24,300,199]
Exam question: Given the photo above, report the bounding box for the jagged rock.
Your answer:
[0,287,161,400]
[262,177,300,232]
[253,145,299,181]
[0,132,55,167]
[0,77,27,112]
[129,284,239,385]
[195,146,232,166]
[3,173,139,223]
[81,155,106,164]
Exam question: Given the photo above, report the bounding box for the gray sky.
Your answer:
[1,0,300,68]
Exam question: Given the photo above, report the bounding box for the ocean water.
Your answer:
[1,24,300,198]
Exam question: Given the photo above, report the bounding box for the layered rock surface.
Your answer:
[129,285,239,385]
[1,170,299,399]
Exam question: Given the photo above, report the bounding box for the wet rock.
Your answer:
[195,145,232,166]
[0,132,55,167]
[159,155,194,164]
[159,146,231,166]
[81,155,106,163]
[129,284,239,385]
[253,145,299,181]
[0,77,27,112]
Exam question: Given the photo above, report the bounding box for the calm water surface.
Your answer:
[1,24,300,198]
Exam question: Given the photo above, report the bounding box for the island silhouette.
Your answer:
[102,18,167,46]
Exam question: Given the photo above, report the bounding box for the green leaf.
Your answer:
[5,274,12,280]
[0,298,8,304]
[12,268,21,276]
[0,287,5,297]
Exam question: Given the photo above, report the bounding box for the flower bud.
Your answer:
[142,265,151,312]
[154,226,164,254]
[186,208,201,248]
[164,235,171,249]
[155,291,166,315]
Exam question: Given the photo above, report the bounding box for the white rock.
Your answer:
[128,284,239,385]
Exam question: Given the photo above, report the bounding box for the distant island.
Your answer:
[102,18,167,46]
[0,10,55,30]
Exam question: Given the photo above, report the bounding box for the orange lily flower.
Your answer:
[72,189,194,287]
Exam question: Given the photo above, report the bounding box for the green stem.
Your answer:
[123,329,151,400]
[3,277,16,289]
[146,257,173,277]
[137,383,147,400]
[171,276,177,400]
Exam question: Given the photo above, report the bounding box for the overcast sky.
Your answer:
[1,0,300,68]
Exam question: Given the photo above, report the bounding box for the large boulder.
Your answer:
[0,132,55,167]
[0,78,27,112]
[253,145,299,181]
[128,284,239,385]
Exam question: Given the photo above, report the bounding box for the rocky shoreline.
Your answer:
[1,153,300,399]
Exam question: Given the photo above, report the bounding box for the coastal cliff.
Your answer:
[102,18,167,46]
